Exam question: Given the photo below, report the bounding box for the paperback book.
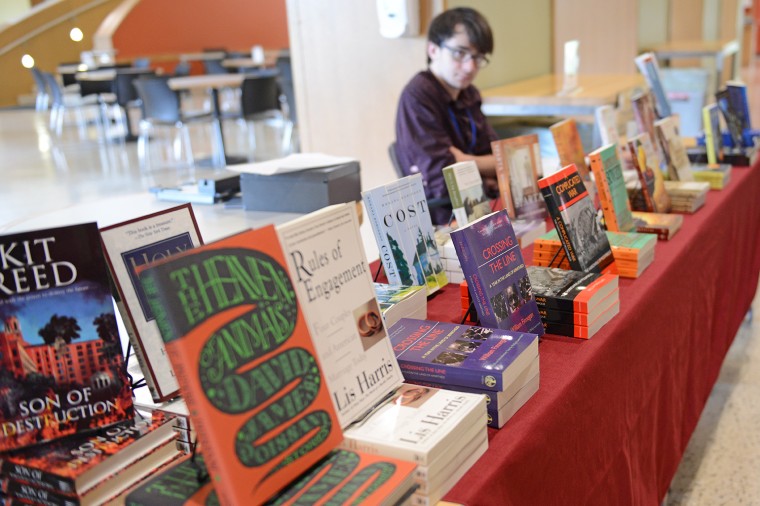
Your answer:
[139,225,343,505]
[100,204,203,402]
[540,297,619,339]
[588,143,636,232]
[549,118,590,180]
[634,52,672,118]
[363,174,448,295]
[374,282,427,329]
[655,116,694,182]
[526,266,619,314]
[388,318,538,391]
[442,161,492,226]
[276,203,405,428]
[631,211,683,240]
[0,222,134,452]
[703,103,724,165]
[537,164,614,273]
[1,412,179,500]
[450,210,543,335]
[491,134,548,221]
[627,132,672,213]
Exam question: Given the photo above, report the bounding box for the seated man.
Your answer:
[394,7,498,225]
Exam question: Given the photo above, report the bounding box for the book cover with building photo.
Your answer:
[363,174,447,295]
[277,203,405,429]
[538,164,614,273]
[0,222,134,453]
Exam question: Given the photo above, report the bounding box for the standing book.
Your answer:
[655,116,694,182]
[703,103,724,165]
[588,143,636,232]
[388,318,538,391]
[627,132,672,213]
[362,174,448,295]
[276,203,405,428]
[537,164,614,273]
[442,161,492,226]
[634,52,672,118]
[139,225,343,505]
[449,210,544,336]
[100,204,203,402]
[0,222,134,452]
[491,134,547,221]
[549,118,591,180]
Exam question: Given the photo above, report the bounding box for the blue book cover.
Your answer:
[450,210,544,336]
[389,318,538,391]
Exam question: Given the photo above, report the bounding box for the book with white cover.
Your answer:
[341,384,487,466]
[100,204,203,402]
[277,203,405,428]
[654,116,694,182]
[442,161,492,226]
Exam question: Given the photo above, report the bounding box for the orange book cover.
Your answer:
[139,225,342,505]
[550,118,590,180]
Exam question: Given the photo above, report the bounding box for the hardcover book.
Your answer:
[588,143,636,232]
[125,449,418,506]
[362,174,448,295]
[276,203,405,428]
[388,318,539,391]
[341,383,487,465]
[634,52,672,118]
[627,132,672,213]
[549,118,590,180]
[0,222,134,452]
[139,225,343,505]
[100,204,203,402]
[491,135,548,221]
[449,210,544,335]
[526,266,619,313]
[702,103,724,165]
[655,116,694,182]
[537,164,614,273]
[442,161,492,226]
[1,412,178,498]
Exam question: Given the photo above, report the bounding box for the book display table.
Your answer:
[432,162,760,505]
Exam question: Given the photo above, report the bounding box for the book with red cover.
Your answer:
[0,222,134,452]
[138,225,343,506]
[537,164,614,273]
[1,412,178,498]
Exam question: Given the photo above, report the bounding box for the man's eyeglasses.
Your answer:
[441,44,490,68]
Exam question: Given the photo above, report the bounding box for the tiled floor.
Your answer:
[1,60,760,505]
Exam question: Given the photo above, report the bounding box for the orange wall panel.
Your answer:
[112,0,289,58]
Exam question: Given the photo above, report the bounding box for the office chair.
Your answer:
[388,141,452,211]
[238,71,293,159]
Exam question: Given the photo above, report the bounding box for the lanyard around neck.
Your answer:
[448,106,477,154]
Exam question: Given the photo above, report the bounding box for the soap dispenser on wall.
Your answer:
[376,0,419,38]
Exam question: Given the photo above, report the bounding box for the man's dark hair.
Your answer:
[427,7,493,63]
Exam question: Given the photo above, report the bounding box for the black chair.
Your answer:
[133,76,224,170]
[239,71,293,158]
[203,59,229,75]
[113,69,155,140]
[173,61,191,77]
[275,53,297,125]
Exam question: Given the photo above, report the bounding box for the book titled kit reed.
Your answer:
[362,174,448,295]
[389,318,538,391]
[450,210,543,335]
[0,222,134,453]
[139,225,343,505]
[538,164,614,273]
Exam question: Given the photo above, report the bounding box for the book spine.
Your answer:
[363,193,400,285]
[443,168,464,224]
[397,360,503,391]
[450,230,494,327]
[635,225,669,241]
[703,106,717,166]
[0,465,75,497]
[534,295,575,313]
[4,478,79,506]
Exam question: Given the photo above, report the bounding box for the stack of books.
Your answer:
[527,266,620,339]
[374,282,427,329]
[631,211,683,240]
[533,229,657,278]
[1,413,182,506]
[343,383,487,505]
[691,164,732,190]
[663,180,711,213]
[136,396,195,454]
[388,318,539,430]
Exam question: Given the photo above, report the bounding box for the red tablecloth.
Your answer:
[412,164,760,505]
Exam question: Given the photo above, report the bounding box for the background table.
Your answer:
[651,39,740,91]
[434,162,760,505]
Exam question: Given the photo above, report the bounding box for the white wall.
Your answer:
[0,0,31,24]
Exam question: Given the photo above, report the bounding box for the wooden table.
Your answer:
[480,74,645,117]
[650,39,740,91]
[168,74,247,166]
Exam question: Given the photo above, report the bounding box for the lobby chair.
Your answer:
[133,76,225,171]
[42,71,97,139]
[76,73,126,144]
[113,69,155,140]
[30,67,50,112]
[237,71,293,160]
